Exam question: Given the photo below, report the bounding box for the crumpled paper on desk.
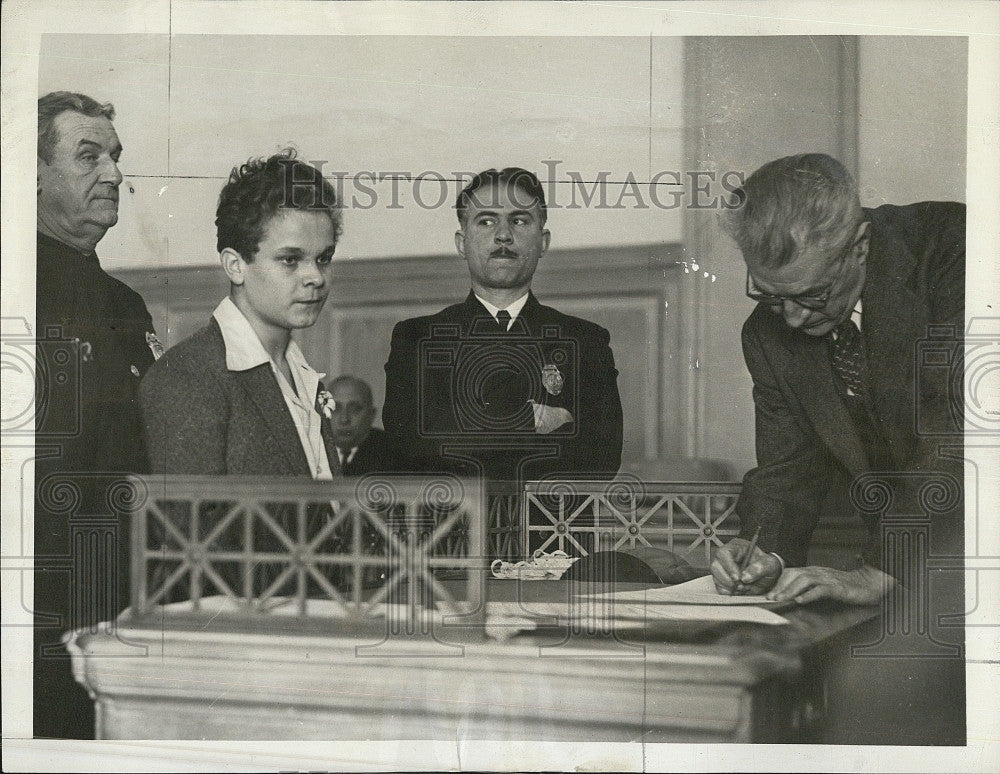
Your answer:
[491,549,579,580]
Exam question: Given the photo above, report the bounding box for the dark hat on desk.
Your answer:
[563,546,703,586]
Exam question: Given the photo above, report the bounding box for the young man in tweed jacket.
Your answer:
[140,150,344,478]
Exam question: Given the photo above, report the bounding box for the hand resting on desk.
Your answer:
[710,538,782,596]
[766,565,895,605]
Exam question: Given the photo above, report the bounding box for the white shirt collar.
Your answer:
[213,298,333,479]
[474,292,529,328]
[833,300,865,341]
[212,297,323,379]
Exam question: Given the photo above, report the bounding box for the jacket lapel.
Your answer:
[235,365,311,474]
[519,292,541,336]
[859,226,927,467]
[462,291,502,336]
[778,327,871,475]
[318,382,343,477]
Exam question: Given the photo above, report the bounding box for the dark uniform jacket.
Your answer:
[35,232,156,487]
[382,291,623,485]
[34,231,156,739]
[736,202,965,573]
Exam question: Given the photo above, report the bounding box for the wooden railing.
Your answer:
[521,479,742,568]
[126,475,486,620]
[113,475,742,624]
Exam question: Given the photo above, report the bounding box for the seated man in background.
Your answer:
[711,153,964,605]
[382,167,623,491]
[140,149,343,478]
[328,374,397,475]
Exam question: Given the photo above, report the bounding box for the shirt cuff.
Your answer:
[770,552,786,570]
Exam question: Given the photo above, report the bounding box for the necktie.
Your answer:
[496,309,511,332]
[831,318,867,398]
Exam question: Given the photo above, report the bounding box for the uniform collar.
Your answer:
[37,231,100,267]
[473,291,530,324]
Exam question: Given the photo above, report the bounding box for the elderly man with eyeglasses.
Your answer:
[711,153,965,606]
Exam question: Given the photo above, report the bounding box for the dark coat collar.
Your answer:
[37,231,100,267]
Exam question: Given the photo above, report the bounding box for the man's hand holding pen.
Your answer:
[710,530,783,596]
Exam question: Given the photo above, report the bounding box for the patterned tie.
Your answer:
[496,309,511,332]
[831,318,867,398]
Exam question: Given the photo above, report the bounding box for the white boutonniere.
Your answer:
[316,389,336,420]
[145,331,165,360]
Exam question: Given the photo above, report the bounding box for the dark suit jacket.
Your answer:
[737,202,965,571]
[340,427,396,476]
[139,318,341,476]
[383,291,623,484]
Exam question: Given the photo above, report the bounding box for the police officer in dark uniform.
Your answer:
[34,91,161,739]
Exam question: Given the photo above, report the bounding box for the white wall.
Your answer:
[39,34,685,269]
[38,34,968,474]
[685,36,967,476]
[858,36,967,206]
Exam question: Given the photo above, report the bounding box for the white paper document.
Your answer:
[580,573,782,606]
[486,597,789,633]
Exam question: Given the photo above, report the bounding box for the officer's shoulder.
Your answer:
[865,201,965,236]
[741,303,783,340]
[102,270,153,318]
[534,300,609,339]
[150,322,224,375]
[392,302,464,336]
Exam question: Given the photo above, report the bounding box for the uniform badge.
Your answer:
[130,365,140,377]
[541,364,563,396]
[146,331,165,360]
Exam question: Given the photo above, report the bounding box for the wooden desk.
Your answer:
[67,580,900,743]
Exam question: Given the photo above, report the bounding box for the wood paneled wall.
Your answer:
[115,243,687,467]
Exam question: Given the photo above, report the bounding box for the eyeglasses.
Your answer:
[745,239,855,312]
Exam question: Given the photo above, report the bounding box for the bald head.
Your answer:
[328,375,376,450]
[330,375,373,406]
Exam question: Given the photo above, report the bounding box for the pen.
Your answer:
[731,524,763,596]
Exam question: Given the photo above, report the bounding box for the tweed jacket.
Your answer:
[736,202,965,570]
[140,318,340,476]
[383,291,623,484]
